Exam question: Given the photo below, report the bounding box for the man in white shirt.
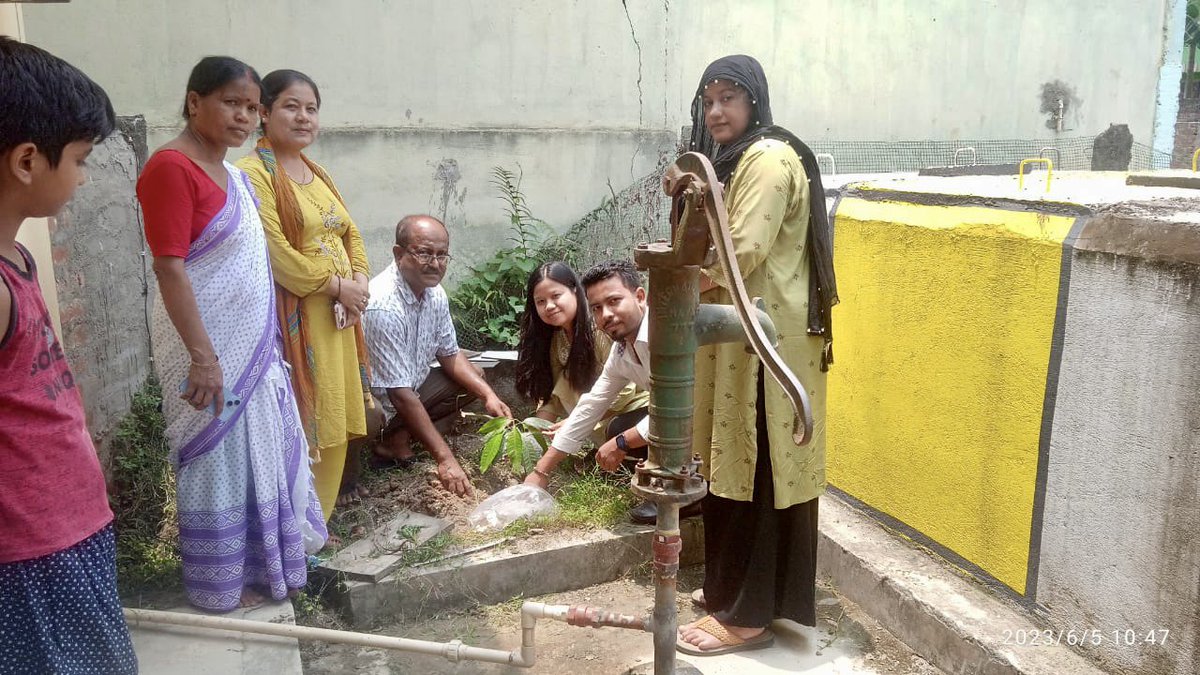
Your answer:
[524,259,700,523]
[363,215,511,496]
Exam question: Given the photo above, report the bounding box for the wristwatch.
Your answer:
[614,434,629,452]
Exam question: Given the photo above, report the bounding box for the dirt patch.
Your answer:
[332,418,521,538]
[301,567,944,674]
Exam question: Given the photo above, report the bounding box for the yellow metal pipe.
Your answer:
[1018,158,1053,193]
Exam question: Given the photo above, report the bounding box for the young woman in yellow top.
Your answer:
[679,55,839,656]
[515,261,648,446]
[236,70,371,525]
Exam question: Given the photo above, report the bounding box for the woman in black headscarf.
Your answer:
[680,54,838,656]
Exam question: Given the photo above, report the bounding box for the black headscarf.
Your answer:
[689,54,838,370]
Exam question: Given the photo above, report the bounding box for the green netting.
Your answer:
[560,135,1171,270]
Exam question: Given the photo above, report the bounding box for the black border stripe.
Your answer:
[1024,215,1089,603]
[844,187,1093,218]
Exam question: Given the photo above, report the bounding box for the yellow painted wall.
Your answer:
[827,197,1076,594]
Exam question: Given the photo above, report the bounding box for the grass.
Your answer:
[397,531,457,567]
[109,378,182,596]
[554,467,637,529]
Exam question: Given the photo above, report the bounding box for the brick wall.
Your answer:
[49,116,151,467]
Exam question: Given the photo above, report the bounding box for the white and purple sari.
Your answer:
[151,161,327,612]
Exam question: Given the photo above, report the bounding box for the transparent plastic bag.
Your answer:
[467,484,559,532]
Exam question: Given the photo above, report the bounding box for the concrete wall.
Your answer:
[50,119,153,464]
[1039,204,1200,675]
[20,0,1170,277]
[827,175,1199,675]
[1171,97,1200,168]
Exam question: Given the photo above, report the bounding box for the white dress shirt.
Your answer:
[550,317,651,455]
[362,262,459,399]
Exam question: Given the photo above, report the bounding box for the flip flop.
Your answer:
[691,588,706,609]
[368,452,416,471]
[676,616,774,656]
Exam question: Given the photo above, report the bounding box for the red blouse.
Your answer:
[137,149,229,258]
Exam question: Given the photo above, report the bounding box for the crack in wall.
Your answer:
[662,0,670,130]
[621,0,646,178]
[620,0,644,127]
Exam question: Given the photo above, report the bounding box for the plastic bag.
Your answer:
[467,484,559,532]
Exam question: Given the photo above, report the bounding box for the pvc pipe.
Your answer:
[123,606,538,667]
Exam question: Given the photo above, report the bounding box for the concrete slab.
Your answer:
[845,170,1200,207]
[817,495,1106,675]
[330,518,704,628]
[320,510,451,582]
[1126,169,1200,189]
[128,600,302,674]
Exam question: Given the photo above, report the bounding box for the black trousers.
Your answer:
[381,368,477,438]
[700,370,819,628]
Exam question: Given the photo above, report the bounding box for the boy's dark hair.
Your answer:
[181,56,262,120]
[581,259,641,292]
[0,36,116,167]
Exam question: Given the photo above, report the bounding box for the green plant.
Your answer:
[449,166,580,348]
[109,377,181,591]
[474,414,552,476]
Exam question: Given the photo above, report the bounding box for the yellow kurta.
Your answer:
[537,328,649,444]
[237,156,370,515]
[691,138,827,508]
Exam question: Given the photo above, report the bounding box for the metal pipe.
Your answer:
[124,606,541,668]
[694,302,777,349]
[1018,157,1054,193]
[652,504,682,674]
[952,147,977,168]
[814,152,837,176]
[564,605,651,631]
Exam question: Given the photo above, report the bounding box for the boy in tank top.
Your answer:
[0,36,137,673]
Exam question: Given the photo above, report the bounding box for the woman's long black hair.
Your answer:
[515,261,599,404]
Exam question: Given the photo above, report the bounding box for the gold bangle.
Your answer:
[191,356,220,369]
[532,467,551,479]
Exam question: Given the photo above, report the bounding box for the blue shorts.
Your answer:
[0,524,137,674]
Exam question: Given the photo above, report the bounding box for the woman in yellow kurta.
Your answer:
[236,70,371,525]
[679,55,839,656]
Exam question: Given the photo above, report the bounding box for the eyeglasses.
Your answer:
[405,249,452,266]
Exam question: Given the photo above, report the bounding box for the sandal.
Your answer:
[676,615,774,656]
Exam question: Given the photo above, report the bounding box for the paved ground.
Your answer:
[127,600,302,674]
[302,568,944,674]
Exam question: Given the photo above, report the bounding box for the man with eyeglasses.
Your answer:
[362,214,512,496]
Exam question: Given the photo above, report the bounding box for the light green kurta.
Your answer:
[691,138,827,508]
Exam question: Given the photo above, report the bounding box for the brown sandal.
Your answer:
[676,615,774,656]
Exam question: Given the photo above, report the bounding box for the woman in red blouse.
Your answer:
[136,56,327,612]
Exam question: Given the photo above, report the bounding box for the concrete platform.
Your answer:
[818,495,1105,675]
[329,518,706,628]
[127,600,302,675]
